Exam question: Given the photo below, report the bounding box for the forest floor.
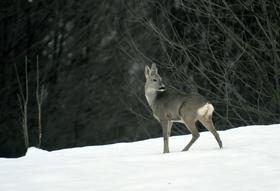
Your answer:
[1,124,280,191]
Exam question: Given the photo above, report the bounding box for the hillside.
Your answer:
[1,124,280,191]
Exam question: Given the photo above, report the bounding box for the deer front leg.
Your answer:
[161,120,172,153]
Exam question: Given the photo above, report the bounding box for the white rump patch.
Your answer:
[197,103,214,117]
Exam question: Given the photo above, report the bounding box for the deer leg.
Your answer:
[182,120,200,151]
[199,116,222,148]
[161,120,172,153]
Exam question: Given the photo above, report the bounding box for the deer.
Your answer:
[144,63,222,153]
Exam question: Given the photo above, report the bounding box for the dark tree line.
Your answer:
[0,0,279,157]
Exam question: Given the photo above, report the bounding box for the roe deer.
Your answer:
[144,64,222,153]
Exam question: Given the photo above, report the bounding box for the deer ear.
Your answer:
[151,63,158,74]
[145,65,151,79]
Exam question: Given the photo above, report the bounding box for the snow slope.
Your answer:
[1,124,280,191]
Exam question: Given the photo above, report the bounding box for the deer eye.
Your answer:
[153,79,157,82]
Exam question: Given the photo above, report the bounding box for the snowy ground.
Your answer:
[1,124,280,191]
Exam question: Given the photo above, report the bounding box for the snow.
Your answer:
[1,124,280,191]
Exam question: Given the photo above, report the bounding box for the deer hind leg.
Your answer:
[199,115,223,149]
[161,120,173,153]
[182,120,200,151]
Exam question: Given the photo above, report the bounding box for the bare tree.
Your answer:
[14,57,29,149]
[36,56,44,148]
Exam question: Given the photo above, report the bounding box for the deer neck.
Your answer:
[145,88,157,106]
[145,88,162,107]
[145,92,156,107]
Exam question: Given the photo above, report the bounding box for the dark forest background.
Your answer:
[1,0,279,157]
